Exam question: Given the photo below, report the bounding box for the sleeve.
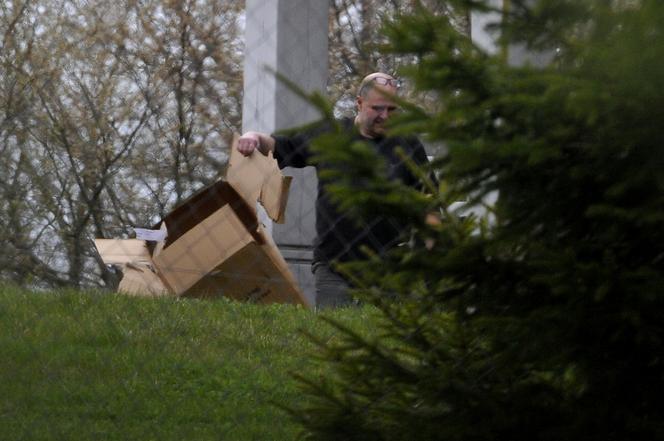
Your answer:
[408,137,439,190]
[272,133,311,169]
[271,119,332,169]
[409,137,429,166]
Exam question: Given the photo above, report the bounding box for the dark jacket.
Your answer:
[272,117,430,264]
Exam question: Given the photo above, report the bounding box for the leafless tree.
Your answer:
[1,0,244,289]
[0,0,463,291]
[328,0,468,116]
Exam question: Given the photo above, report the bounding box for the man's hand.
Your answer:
[237,132,260,156]
[237,131,275,156]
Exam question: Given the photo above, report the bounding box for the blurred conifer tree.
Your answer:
[289,1,664,439]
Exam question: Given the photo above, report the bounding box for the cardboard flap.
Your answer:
[94,239,151,265]
[156,181,260,247]
[152,204,257,295]
[118,262,168,297]
[260,174,292,224]
[226,133,290,223]
[152,222,168,257]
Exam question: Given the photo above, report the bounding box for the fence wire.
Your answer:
[0,0,458,439]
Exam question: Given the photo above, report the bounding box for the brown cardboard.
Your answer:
[226,145,293,222]
[93,239,169,296]
[95,134,310,307]
[118,263,169,297]
[94,239,152,265]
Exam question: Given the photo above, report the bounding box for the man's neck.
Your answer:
[354,115,378,139]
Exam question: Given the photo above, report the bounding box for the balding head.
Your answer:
[357,72,400,98]
[355,72,401,138]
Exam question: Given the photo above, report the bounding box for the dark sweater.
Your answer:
[272,117,430,264]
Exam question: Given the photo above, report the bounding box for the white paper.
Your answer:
[134,227,167,242]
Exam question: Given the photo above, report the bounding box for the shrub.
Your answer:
[291,1,664,439]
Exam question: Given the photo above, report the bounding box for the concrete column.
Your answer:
[242,0,329,305]
[469,0,554,222]
[471,0,554,66]
[470,0,503,55]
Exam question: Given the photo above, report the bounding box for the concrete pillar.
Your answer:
[470,0,503,55]
[469,0,554,222]
[471,0,554,66]
[242,0,329,305]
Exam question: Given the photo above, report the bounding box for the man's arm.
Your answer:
[240,119,331,168]
[237,131,275,156]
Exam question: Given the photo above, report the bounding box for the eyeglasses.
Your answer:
[372,77,401,88]
[370,105,400,114]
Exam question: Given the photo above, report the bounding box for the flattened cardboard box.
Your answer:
[95,135,310,307]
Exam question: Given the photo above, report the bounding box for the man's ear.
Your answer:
[356,95,363,111]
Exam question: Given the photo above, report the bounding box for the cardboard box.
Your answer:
[95,135,311,307]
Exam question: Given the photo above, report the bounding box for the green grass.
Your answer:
[0,284,374,440]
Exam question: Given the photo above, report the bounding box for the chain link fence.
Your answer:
[0,0,466,438]
[0,0,458,295]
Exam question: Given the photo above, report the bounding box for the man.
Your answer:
[237,72,431,308]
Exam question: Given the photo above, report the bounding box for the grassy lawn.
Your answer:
[0,285,373,440]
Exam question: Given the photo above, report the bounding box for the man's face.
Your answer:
[356,86,399,139]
